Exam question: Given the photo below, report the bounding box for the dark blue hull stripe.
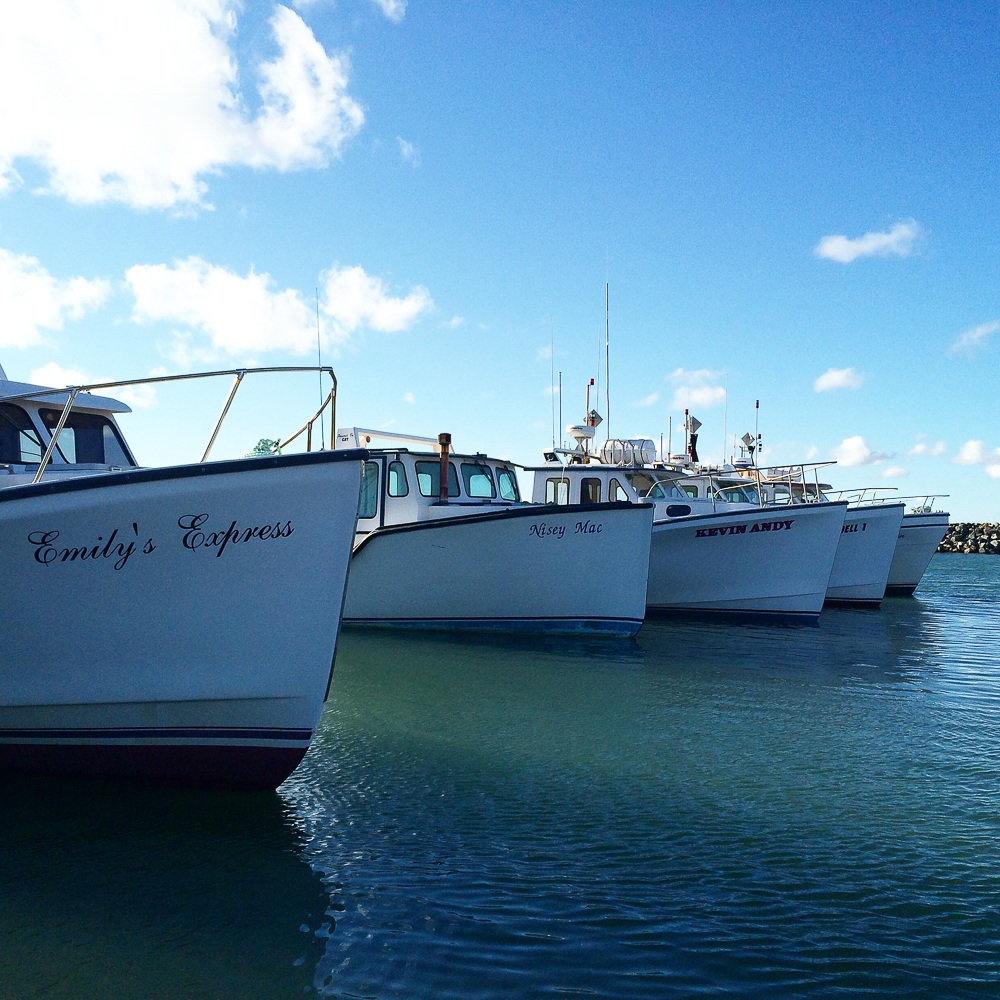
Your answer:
[0,726,312,742]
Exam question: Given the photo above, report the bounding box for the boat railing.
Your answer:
[2,366,337,484]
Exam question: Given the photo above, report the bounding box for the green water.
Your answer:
[2,555,998,998]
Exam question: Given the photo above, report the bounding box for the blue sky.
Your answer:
[0,0,996,518]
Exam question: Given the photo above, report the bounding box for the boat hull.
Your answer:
[0,451,365,789]
[343,502,653,636]
[884,511,949,596]
[825,504,906,608]
[645,502,847,623]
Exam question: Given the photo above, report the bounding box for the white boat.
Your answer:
[0,366,365,789]
[884,499,950,597]
[336,428,653,635]
[824,502,906,607]
[700,464,906,609]
[528,445,847,623]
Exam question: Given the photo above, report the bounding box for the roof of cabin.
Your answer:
[0,379,132,414]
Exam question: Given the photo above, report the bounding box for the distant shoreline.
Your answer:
[937,523,1000,555]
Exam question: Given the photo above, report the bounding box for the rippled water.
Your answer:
[2,555,999,998]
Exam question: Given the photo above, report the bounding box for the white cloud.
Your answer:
[948,321,999,355]
[881,466,908,478]
[667,368,726,411]
[371,0,406,21]
[321,264,432,338]
[28,361,157,408]
[814,220,921,263]
[813,367,864,392]
[632,392,659,408]
[0,248,110,348]
[126,257,431,357]
[397,137,420,166]
[445,316,465,329]
[985,461,1000,479]
[536,345,552,361]
[953,440,986,465]
[0,2,363,210]
[29,362,89,387]
[909,439,946,457]
[804,445,819,460]
[832,436,888,467]
[403,391,414,404]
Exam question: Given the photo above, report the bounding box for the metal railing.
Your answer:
[2,366,337,484]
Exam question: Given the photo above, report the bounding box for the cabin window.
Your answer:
[497,467,519,501]
[387,460,409,497]
[680,484,699,498]
[0,404,45,464]
[461,462,496,498]
[581,478,601,503]
[545,478,569,504]
[415,460,460,498]
[608,478,630,502]
[39,409,134,467]
[647,481,686,500]
[772,487,792,505]
[717,488,749,504]
[742,486,762,504]
[358,461,379,519]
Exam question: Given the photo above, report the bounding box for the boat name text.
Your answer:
[178,513,294,556]
[529,522,566,539]
[28,524,155,570]
[842,522,867,533]
[695,519,794,538]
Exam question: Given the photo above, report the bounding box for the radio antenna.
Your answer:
[549,319,555,449]
[605,281,610,442]
[722,374,729,464]
[316,288,325,450]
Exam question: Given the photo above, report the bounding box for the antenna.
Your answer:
[722,374,728,463]
[549,320,555,448]
[754,399,760,467]
[558,370,563,449]
[605,282,610,441]
[316,288,325,450]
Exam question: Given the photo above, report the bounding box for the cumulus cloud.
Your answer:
[909,439,946,457]
[986,461,1000,479]
[28,361,157,408]
[832,436,888,467]
[371,0,406,21]
[403,391,414,404]
[953,440,986,465]
[667,368,726,410]
[0,248,110,348]
[632,392,659,408]
[948,321,999,355]
[813,367,864,392]
[397,137,420,166]
[814,220,921,263]
[321,264,432,338]
[0,2,364,210]
[126,256,432,357]
[881,466,908,478]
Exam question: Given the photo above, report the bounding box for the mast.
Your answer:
[605,282,610,442]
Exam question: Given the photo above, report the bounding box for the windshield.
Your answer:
[647,480,687,500]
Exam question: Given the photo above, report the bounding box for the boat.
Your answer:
[884,497,950,597]
[0,366,366,789]
[528,432,847,624]
[336,427,653,635]
[693,463,906,609]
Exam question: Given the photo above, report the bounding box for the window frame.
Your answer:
[580,477,602,504]
[460,461,497,499]
[387,460,409,497]
[496,466,520,501]
[545,477,570,505]
[415,460,461,498]
[0,403,46,465]
[38,408,135,467]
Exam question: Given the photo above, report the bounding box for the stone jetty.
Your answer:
[937,523,1000,554]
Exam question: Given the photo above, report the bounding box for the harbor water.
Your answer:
[2,555,999,998]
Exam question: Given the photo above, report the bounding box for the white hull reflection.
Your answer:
[0,452,364,789]
[885,511,949,597]
[343,502,653,636]
[825,503,905,608]
[645,501,847,623]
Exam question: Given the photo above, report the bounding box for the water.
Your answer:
[2,555,999,998]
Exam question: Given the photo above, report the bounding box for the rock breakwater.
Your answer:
[937,523,1000,554]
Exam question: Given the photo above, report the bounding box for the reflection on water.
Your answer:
[2,556,1000,998]
[0,777,329,999]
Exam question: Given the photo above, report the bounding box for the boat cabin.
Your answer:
[335,428,521,540]
[1,379,137,488]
